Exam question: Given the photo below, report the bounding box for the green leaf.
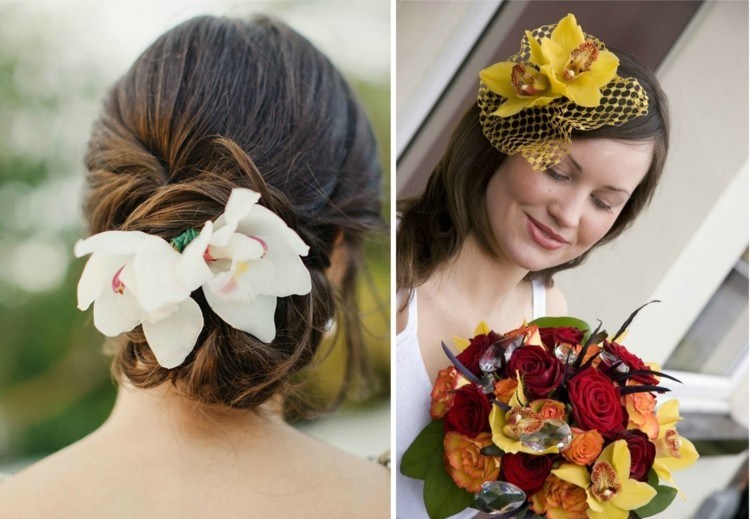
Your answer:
[647,469,659,488]
[424,455,475,519]
[400,419,445,480]
[529,316,592,342]
[634,485,678,517]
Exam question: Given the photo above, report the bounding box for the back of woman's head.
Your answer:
[397,50,669,289]
[83,15,382,410]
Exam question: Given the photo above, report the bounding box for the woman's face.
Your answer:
[484,138,654,272]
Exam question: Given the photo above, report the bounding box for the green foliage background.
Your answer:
[0,4,389,465]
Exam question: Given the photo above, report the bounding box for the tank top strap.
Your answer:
[531,278,546,320]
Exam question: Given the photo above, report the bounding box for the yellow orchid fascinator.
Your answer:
[478,13,649,171]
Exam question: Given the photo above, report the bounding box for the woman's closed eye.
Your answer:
[545,168,569,183]
[546,168,616,213]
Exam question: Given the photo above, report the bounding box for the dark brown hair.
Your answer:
[83,15,383,411]
[397,51,669,291]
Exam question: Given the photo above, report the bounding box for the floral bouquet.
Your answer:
[401,304,699,519]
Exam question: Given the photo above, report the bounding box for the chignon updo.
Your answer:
[83,15,383,410]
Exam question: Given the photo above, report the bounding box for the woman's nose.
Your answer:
[547,192,586,229]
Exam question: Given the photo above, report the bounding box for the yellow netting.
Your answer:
[478,24,649,171]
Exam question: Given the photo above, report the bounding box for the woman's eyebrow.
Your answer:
[568,153,632,195]
[603,185,632,195]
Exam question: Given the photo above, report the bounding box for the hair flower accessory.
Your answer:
[75,188,312,369]
[478,13,649,171]
[189,188,312,343]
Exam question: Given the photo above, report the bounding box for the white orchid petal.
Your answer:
[236,205,309,255]
[262,252,312,296]
[93,290,143,337]
[132,237,190,312]
[177,221,214,289]
[142,297,204,369]
[74,231,151,257]
[210,189,260,247]
[77,253,129,310]
[234,256,276,296]
[209,233,265,262]
[206,269,246,301]
[204,288,277,343]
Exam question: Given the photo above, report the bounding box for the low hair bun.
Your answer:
[83,15,382,411]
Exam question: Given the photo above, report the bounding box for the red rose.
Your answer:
[457,331,502,377]
[500,452,554,496]
[505,346,564,400]
[603,341,658,385]
[568,367,626,439]
[616,429,656,482]
[444,384,492,438]
[539,327,584,351]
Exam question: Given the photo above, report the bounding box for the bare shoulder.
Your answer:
[0,437,100,517]
[545,284,568,316]
[283,429,390,518]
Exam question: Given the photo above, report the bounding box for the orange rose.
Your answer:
[493,378,518,404]
[530,474,588,519]
[430,366,459,419]
[561,427,604,465]
[622,380,658,439]
[443,431,501,493]
[531,399,567,421]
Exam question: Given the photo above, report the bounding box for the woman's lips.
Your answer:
[526,215,568,250]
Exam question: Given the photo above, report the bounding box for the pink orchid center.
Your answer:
[111,266,126,295]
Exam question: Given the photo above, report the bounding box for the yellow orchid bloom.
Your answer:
[489,374,562,455]
[537,13,619,107]
[480,60,560,117]
[553,440,657,519]
[647,400,699,495]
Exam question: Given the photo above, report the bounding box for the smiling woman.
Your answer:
[484,138,654,273]
[396,13,669,519]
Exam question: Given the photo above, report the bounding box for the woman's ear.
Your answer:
[325,229,348,288]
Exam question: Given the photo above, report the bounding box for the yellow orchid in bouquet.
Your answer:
[651,400,700,494]
[553,441,657,519]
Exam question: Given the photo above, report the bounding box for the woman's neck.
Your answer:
[98,382,288,455]
[431,232,529,309]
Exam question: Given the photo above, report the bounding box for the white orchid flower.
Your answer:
[75,227,212,369]
[196,188,312,343]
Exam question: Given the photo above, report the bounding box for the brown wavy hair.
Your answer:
[83,15,383,411]
[397,51,669,293]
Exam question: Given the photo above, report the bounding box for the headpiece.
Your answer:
[75,188,312,369]
[477,13,649,171]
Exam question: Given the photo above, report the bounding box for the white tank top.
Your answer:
[395,278,547,519]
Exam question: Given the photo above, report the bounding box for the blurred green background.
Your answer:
[0,1,390,466]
